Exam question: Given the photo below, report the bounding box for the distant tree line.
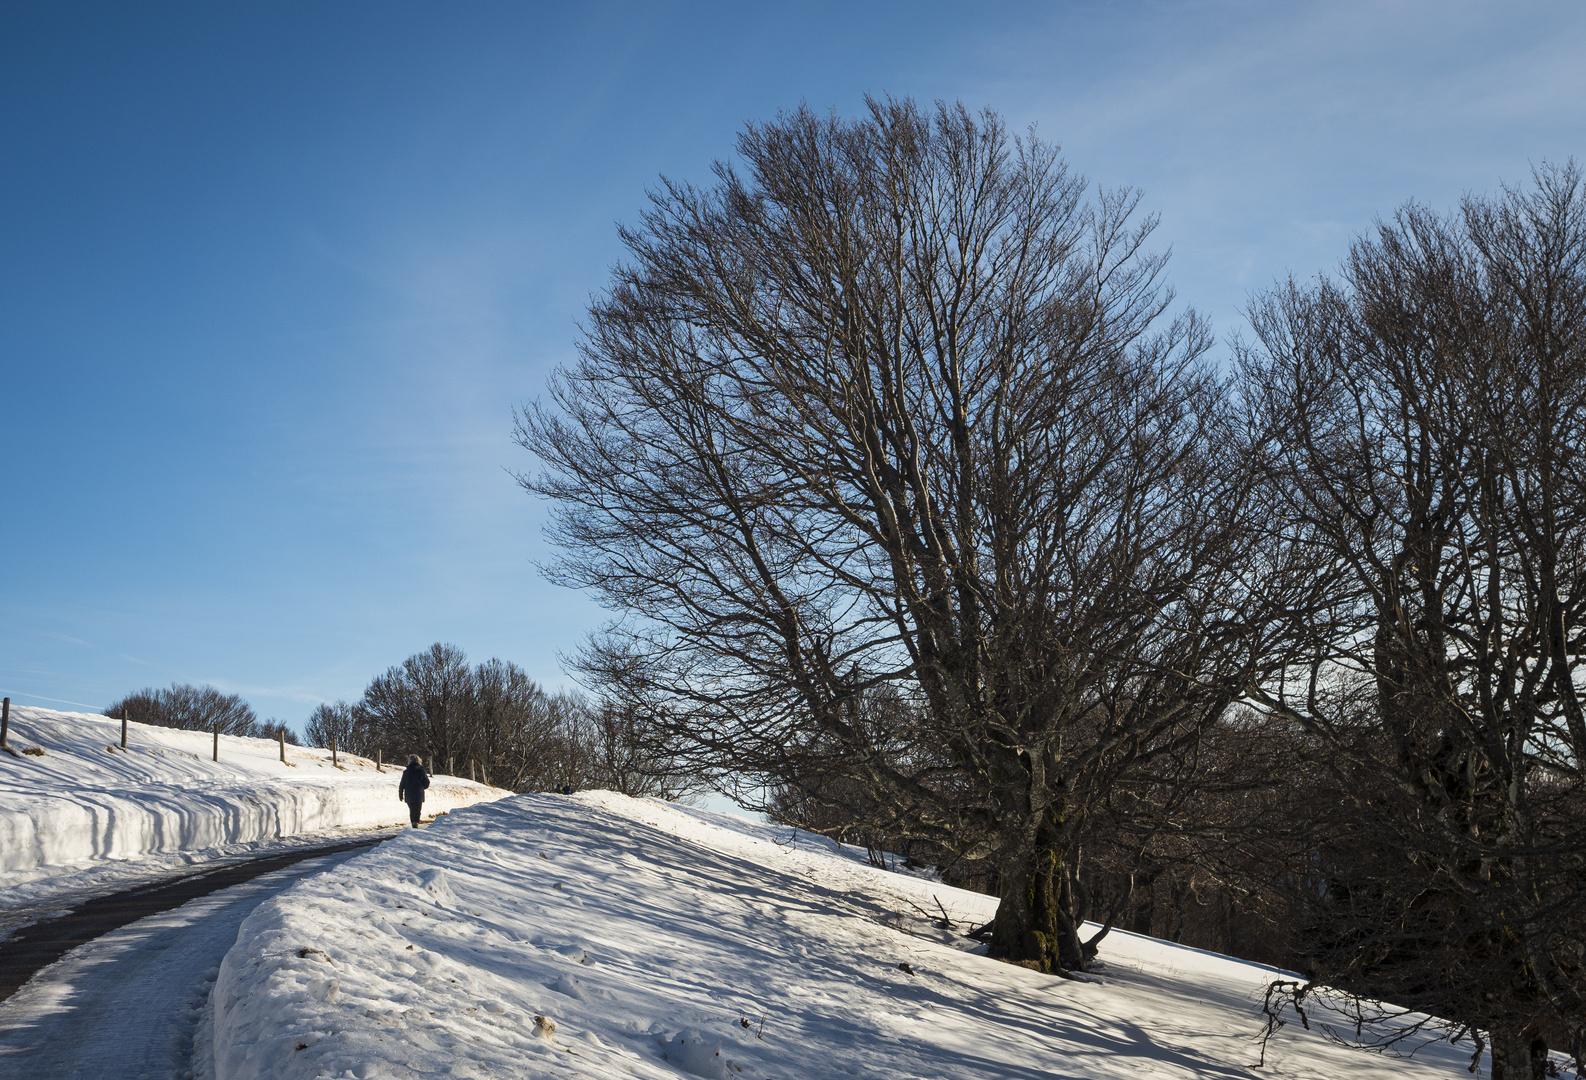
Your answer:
[106,683,297,743]
[302,642,698,799]
[105,649,695,799]
[517,95,1586,1080]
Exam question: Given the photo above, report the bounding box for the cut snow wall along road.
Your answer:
[0,706,504,881]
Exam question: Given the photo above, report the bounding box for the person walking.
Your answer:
[398,754,430,827]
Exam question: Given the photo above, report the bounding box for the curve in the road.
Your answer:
[0,834,390,1002]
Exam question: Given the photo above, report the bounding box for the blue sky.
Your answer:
[3,1,1584,732]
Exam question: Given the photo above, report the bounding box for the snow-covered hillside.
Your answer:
[0,705,504,912]
[212,791,1485,1080]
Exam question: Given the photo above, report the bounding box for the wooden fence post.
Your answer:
[279,727,286,764]
[1,697,9,751]
[377,749,383,772]
[331,738,339,767]
[469,758,476,783]
[213,721,219,762]
[121,709,128,749]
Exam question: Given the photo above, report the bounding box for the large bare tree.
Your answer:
[360,642,474,770]
[519,98,1278,973]
[1240,163,1586,1080]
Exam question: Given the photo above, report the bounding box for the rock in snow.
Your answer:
[208,791,1491,1080]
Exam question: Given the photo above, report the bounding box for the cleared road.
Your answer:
[0,841,386,1079]
[0,835,390,1002]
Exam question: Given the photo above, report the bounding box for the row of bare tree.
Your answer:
[517,96,1586,1079]
[106,683,296,743]
[303,643,698,799]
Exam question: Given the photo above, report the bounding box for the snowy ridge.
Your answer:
[0,706,504,905]
[212,791,1478,1080]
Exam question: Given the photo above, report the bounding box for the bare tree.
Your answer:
[469,659,615,792]
[584,696,705,801]
[1078,707,1319,963]
[466,657,546,788]
[255,719,300,746]
[304,701,360,754]
[1240,163,1586,1079]
[519,98,1279,973]
[106,683,259,736]
[345,643,631,792]
[360,643,473,771]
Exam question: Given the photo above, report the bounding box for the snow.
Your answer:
[210,790,1491,1080]
[0,847,373,1080]
[0,705,506,927]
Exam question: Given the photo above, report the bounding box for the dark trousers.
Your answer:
[406,799,424,825]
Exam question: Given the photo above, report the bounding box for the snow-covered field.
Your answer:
[212,791,1484,1080]
[0,705,504,924]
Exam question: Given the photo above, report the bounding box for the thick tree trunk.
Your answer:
[1490,1030,1549,1080]
[988,845,1065,974]
[987,825,1087,975]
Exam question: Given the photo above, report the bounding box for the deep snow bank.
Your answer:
[0,706,503,893]
[212,792,1482,1080]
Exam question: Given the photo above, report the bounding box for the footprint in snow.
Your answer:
[658,1028,736,1079]
[549,973,588,1000]
[416,867,455,905]
[553,944,596,965]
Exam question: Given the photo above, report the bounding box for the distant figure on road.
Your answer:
[399,755,430,827]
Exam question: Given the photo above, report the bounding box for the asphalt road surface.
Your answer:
[0,836,390,1079]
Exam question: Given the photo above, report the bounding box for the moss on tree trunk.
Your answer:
[987,808,1087,975]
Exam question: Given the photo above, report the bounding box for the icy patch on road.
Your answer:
[212,791,1484,1080]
